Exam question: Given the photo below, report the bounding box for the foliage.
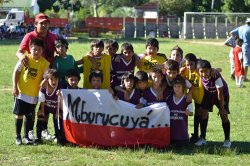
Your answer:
[222,0,250,13]
[159,0,192,17]
[111,7,137,17]
[0,0,12,6]
[37,0,56,13]
[191,0,224,12]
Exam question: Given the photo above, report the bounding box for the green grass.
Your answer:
[1,37,250,165]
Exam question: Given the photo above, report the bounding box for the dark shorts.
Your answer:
[38,104,57,119]
[200,89,230,114]
[13,98,36,116]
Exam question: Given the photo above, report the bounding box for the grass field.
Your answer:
[1,37,250,165]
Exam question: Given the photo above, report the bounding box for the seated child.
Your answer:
[115,72,142,106]
[12,38,50,145]
[89,70,103,89]
[166,75,193,146]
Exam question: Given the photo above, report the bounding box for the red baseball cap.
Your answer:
[35,13,50,23]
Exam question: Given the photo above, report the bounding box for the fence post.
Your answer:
[191,17,195,39]
[178,17,181,38]
[215,16,218,39]
[134,17,137,38]
[122,17,126,38]
[203,17,206,39]
[144,18,147,38]
[156,17,159,38]
[225,18,228,37]
[167,17,171,38]
[183,12,187,39]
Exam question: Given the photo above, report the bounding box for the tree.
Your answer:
[159,0,192,17]
[191,0,224,12]
[0,0,12,6]
[222,0,250,13]
[37,0,56,12]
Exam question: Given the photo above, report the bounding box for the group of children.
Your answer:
[12,37,231,148]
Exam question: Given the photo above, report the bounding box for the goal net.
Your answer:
[183,12,250,39]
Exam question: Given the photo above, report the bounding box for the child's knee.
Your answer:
[16,115,23,119]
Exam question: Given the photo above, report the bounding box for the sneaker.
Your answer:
[195,138,207,146]
[222,140,231,148]
[28,130,35,140]
[15,137,22,145]
[190,134,198,143]
[23,137,34,144]
[42,129,52,140]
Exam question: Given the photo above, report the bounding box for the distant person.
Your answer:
[231,18,250,81]
[148,30,156,38]
[233,38,245,88]
[12,39,50,145]
[224,33,238,79]
[16,13,58,66]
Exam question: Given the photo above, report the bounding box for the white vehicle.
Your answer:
[0,9,25,27]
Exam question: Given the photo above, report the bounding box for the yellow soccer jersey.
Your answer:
[18,54,50,97]
[83,54,111,89]
[181,69,204,104]
[139,53,167,73]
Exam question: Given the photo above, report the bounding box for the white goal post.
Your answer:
[183,12,250,39]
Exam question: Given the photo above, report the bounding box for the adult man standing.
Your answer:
[231,18,250,81]
[16,13,58,66]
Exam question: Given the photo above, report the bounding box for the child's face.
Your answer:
[30,44,43,60]
[137,80,148,91]
[124,78,134,90]
[170,50,182,63]
[48,77,59,88]
[146,45,158,56]
[106,45,117,56]
[56,44,67,56]
[198,68,210,79]
[122,49,133,60]
[173,83,184,96]
[66,76,79,89]
[165,69,178,81]
[151,72,163,86]
[239,41,243,47]
[90,77,102,89]
[93,46,104,56]
[185,60,196,71]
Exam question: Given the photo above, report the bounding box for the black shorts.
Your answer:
[200,89,230,114]
[13,98,36,116]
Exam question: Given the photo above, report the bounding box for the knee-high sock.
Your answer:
[200,118,208,139]
[36,119,44,140]
[193,114,200,137]
[15,119,23,138]
[24,114,33,138]
[222,120,230,140]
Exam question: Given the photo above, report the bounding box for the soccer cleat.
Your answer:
[42,129,52,140]
[28,130,35,140]
[222,140,231,148]
[194,138,207,146]
[15,137,22,145]
[23,137,34,144]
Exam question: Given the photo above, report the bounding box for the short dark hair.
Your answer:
[171,45,183,58]
[121,72,134,88]
[89,70,103,82]
[184,53,197,64]
[55,38,69,49]
[30,38,43,48]
[65,68,81,81]
[164,59,179,72]
[197,59,212,70]
[91,39,104,49]
[173,75,186,90]
[121,42,134,53]
[105,39,119,50]
[236,38,244,45]
[150,67,163,75]
[45,69,59,79]
[134,71,148,83]
[146,38,159,50]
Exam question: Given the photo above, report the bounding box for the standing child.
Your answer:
[89,70,103,89]
[12,38,50,145]
[233,38,245,87]
[116,72,142,106]
[52,38,78,87]
[139,38,167,73]
[196,59,231,148]
[169,45,184,67]
[105,39,119,58]
[36,69,61,143]
[166,75,193,146]
[81,39,111,89]
[111,42,140,88]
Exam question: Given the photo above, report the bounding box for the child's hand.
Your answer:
[135,103,144,109]
[180,67,187,75]
[12,87,19,97]
[56,90,61,97]
[40,79,48,88]
[185,110,193,116]
[20,55,28,67]
[114,55,121,63]
[37,110,45,118]
[186,93,192,103]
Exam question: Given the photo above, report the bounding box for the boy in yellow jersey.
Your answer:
[12,38,50,145]
[81,39,111,89]
[180,53,204,142]
[139,38,167,73]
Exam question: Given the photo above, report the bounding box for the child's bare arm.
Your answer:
[40,79,48,89]
[186,80,194,102]
[37,102,45,117]
[76,58,83,65]
[12,64,21,97]
[115,86,126,93]
[135,54,142,68]
[217,87,227,119]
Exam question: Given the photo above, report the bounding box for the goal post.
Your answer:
[183,12,250,39]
